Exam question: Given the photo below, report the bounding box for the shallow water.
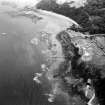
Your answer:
[0,4,72,105]
[0,6,48,105]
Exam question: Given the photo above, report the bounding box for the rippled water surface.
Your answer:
[0,6,49,105]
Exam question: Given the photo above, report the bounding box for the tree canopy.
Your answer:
[36,0,105,34]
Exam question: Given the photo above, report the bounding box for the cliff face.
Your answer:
[54,29,105,105]
[35,19,105,105]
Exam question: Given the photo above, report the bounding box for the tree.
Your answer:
[36,0,105,34]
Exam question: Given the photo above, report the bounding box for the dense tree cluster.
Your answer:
[36,0,105,34]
